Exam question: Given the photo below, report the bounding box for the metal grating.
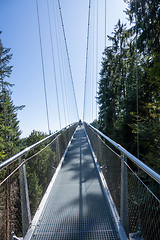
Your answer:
[30,127,119,240]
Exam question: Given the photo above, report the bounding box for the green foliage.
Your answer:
[0,33,24,163]
[27,171,43,213]
[0,91,22,159]
[124,0,160,54]
[0,33,25,238]
[25,130,57,216]
[98,0,160,173]
[0,33,58,221]
[91,119,99,129]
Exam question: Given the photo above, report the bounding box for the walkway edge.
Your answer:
[24,126,78,240]
[84,127,128,240]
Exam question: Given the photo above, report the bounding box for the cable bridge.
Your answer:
[0,123,159,240]
[1,0,160,239]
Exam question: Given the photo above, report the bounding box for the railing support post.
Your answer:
[19,158,31,237]
[120,154,129,236]
[56,138,60,164]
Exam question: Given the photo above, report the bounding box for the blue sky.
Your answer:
[0,0,128,137]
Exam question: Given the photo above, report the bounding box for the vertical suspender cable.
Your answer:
[46,0,62,129]
[135,0,139,159]
[105,0,107,48]
[54,0,70,125]
[96,0,98,119]
[52,0,70,125]
[57,0,79,121]
[36,0,50,134]
[104,0,107,133]
[91,0,95,122]
[135,0,141,235]
[83,0,91,122]
[51,0,67,127]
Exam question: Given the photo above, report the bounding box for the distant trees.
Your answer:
[24,130,57,216]
[0,32,58,233]
[0,32,23,163]
[0,32,25,240]
[98,0,160,172]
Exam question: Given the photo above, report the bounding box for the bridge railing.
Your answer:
[0,123,78,240]
[84,122,160,240]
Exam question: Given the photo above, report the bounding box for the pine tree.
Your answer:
[98,0,160,173]
[0,32,23,162]
[124,0,160,54]
[0,32,24,240]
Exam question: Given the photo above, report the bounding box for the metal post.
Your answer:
[64,128,67,149]
[19,158,31,237]
[69,125,71,140]
[120,154,129,236]
[97,135,101,166]
[56,138,60,164]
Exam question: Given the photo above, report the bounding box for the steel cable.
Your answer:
[135,0,141,236]
[83,0,91,121]
[57,0,79,121]
[51,0,68,127]
[91,1,95,121]
[46,0,62,130]
[36,0,50,134]
[135,0,139,160]
[54,0,71,124]
[104,0,107,133]
[96,0,99,119]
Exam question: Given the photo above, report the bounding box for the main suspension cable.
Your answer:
[36,0,50,134]
[51,0,67,127]
[83,0,91,122]
[57,0,79,121]
[46,0,61,129]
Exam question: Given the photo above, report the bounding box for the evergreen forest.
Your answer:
[0,1,160,237]
[0,32,58,238]
[97,0,160,174]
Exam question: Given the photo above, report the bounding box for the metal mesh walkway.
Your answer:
[30,127,119,240]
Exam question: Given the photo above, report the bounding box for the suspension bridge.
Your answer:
[0,122,160,240]
[0,0,160,240]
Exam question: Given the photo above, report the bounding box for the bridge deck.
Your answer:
[29,127,119,239]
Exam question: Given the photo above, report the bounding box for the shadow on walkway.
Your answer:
[30,127,119,240]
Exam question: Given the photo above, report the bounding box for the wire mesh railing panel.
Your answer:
[84,123,160,239]
[126,162,160,240]
[0,123,78,240]
[27,124,77,220]
[138,170,160,200]
[84,123,121,214]
[25,142,57,219]
[0,165,22,240]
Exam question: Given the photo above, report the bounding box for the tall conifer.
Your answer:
[0,32,23,162]
[98,0,160,172]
